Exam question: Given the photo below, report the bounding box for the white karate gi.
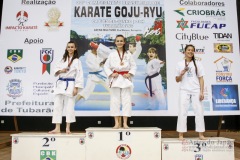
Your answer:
[80,44,112,100]
[175,60,205,132]
[145,59,166,109]
[52,57,84,123]
[104,50,137,117]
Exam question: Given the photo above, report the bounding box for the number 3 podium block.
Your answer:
[85,127,162,160]
[162,137,234,160]
[11,133,86,160]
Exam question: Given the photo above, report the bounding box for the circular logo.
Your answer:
[4,66,13,74]
[116,144,131,159]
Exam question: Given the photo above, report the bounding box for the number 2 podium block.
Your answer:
[85,127,162,160]
[11,132,86,160]
[162,137,234,160]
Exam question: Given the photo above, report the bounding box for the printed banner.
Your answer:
[0,0,239,116]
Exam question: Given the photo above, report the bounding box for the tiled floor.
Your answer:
[0,131,240,160]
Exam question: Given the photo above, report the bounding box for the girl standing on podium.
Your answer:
[104,35,137,129]
[49,41,84,134]
[175,44,207,140]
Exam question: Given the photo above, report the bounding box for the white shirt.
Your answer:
[175,59,205,92]
[54,57,84,97]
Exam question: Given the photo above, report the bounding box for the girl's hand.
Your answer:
[111,73,119,78]
[73,87,78,96]
[123,73,131,79]
[199,92,204,101]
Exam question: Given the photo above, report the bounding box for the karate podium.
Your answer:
[161,137,235,160]
[85,127,162,160]
[11,132,86,160]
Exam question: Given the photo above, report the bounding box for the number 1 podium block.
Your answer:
[85,127,162,160]
[11,132,86,160]
[162,137,234,160]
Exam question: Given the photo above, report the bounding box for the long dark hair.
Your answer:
[184,44,197,75]
[62,41,79,67]
[115,35,126,54]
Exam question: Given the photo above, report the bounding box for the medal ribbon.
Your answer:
[117,50,125,65]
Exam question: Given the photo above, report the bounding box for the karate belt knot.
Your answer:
[57,77,75,90]
[145,72,159,97]
[89,70,107,81]
[109,70,129,88]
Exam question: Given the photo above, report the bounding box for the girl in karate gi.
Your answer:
[75,42,111,102]
[104,35,137,129]
[145,47,166,110]
[49,41,84,134]
[175,44,207,140]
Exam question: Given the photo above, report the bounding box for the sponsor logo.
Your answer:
[195,154,203,160]
[40,150,56,160]
[6,79,23,99]
[177,19,226,30]
[179,0,225,7]
[24,38,44,44]
[4,66,13,74]
[4,66,26,74]
[116,144,131,159]
[21,0,56,5]
[214,43,233,53]
[214,56,233,82]
[7,49,23,63]
[40,48,54,74]
[213,33,232,41]
[212,85,239,111]
[45,7,63,31]
[175,8,225,17]
[176,33,209,43]
[179,44,205,54]
[176,18,189,30]
[5,11,38,31]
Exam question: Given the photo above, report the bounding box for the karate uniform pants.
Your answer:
[148,89,166,109]
[177,90,205,132]
[80,78,109,100]
[110,87,131,117]
[52,94,76,123]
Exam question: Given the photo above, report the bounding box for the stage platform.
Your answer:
[0,130,240,160]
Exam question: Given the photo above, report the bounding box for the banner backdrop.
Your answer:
[0,0,239,116]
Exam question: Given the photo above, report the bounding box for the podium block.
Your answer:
[11,132,86,160]
[85,127,161,160]
[162,137,234,160]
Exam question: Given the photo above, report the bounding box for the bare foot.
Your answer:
[199,136,208,140]
[179,136,185,141]
[66,128,72,134]
[179,133,184,140]
[113,124,120,129]
[48,129,60,134]
[123,124,129,129]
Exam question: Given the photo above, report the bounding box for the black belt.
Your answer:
[145,72,159,97]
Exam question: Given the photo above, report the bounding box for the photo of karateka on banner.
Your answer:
[71,0,166,114]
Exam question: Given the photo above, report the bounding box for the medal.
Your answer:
[120,62,124,66]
